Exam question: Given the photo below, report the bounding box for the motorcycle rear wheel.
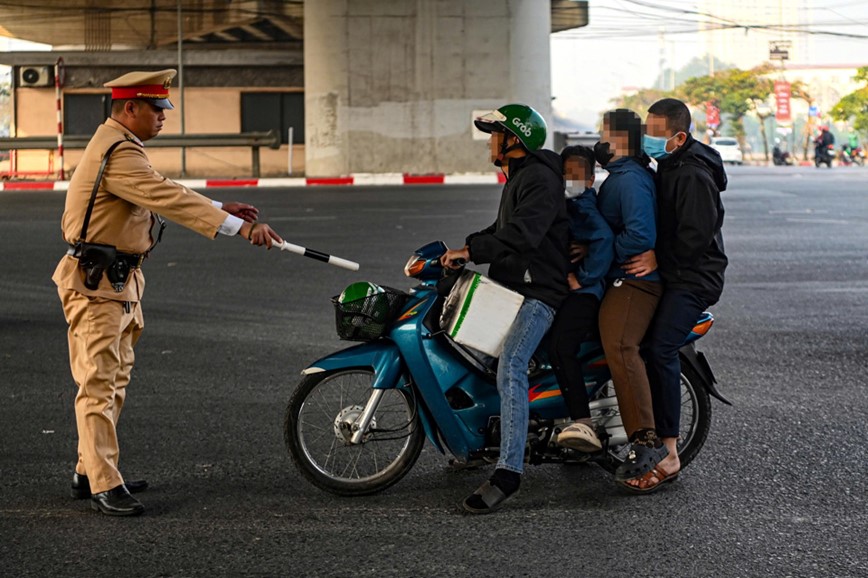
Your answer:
[598,362,712,474]
[285,368,425,496]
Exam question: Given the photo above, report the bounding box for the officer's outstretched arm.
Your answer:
[238,222,283,249]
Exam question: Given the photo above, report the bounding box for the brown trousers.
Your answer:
[598,279,663,439]
[58,288,144,494]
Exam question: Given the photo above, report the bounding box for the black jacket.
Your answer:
[466,150,570,309]
[655,135,728,305]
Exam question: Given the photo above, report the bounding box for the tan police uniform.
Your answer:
[53,69,229,495]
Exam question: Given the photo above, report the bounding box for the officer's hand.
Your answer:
[567,272,582,291]
[623,249,657,277]
[569,242,589,263]
[440,247,470,270]
[223,202,259,223]
[240,222,283,249]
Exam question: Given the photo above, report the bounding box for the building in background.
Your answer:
[0,0,589,179]
[699,0,810,71]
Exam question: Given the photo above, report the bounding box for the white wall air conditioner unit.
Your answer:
[19,66,53,87]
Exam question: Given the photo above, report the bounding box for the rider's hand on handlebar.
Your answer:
[441,247,470,270]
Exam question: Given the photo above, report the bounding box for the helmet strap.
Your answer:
[495,132,524,168]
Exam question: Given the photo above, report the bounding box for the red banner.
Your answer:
[775,81,791,122]
[706,102,720,129]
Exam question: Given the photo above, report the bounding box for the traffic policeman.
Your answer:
[52,69,282,516]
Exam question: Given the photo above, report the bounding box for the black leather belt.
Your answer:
[67,246,145,268]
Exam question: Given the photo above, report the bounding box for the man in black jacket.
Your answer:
[623,98,728,492]
[441,104,569,513]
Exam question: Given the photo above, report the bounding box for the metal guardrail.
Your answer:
[0,129,281,177]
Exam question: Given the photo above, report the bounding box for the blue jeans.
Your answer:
[643,289,708,438]
[496,298,556,474]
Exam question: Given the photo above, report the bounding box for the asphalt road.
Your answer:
[1,165,867,577]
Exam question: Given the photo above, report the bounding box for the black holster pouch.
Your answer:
[74,242,117,291]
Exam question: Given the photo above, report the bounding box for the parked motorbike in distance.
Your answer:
[284,240,730,496]
[772,145,794,166]
[839,145,865,167]
[815,143,835,168]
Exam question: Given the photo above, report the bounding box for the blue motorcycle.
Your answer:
[284,241,730,496]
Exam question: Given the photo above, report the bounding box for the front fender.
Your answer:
[301,340,446,453]
[302,341,404,391]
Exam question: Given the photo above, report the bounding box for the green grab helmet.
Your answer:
[474,103,547,151]
[338,281,384,304]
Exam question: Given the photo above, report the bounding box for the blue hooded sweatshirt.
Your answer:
[565,187,614,300]
[595,156,660,281]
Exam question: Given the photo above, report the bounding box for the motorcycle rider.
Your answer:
[549,145,614,452]
[623,98,728,493]
[441,104,570,514]
[815,125,835,165]
[772,138,791,166]
[841,132,862,165]
[593,109,666,486]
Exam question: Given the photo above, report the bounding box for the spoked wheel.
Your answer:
[284,368,425,496]
[596,363,712,474]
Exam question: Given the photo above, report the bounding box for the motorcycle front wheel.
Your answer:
[598,361,712,474]
[284,368,425,496]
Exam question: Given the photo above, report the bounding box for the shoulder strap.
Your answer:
[78,140,126,242]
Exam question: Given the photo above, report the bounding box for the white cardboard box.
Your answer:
[440,271,525,357]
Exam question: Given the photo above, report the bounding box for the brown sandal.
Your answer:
[617,463,679,495]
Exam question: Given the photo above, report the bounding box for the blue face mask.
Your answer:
[643,134,675,160]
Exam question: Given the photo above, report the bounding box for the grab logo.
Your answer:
[512,117,533,137]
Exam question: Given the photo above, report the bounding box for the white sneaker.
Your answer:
[557,422,602,453]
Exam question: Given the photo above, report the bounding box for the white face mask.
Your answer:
[565,180,585,198]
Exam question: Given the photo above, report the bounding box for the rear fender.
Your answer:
[301,341,445,453]
[679,344,732,406]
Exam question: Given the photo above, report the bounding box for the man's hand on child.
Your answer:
[623,249,657,277]
[569,242,589,263]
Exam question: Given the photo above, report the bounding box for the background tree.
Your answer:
[748,97,774,162]
[831,66,868,138]
[678,65,775,151]
[609,88,672,113]
[654,54,734,92]
[788,80,814,160]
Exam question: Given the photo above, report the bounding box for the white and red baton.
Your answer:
[276,241,360,271]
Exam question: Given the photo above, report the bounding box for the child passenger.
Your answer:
[549,145,615,452]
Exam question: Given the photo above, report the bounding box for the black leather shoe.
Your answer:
[71,472,149,499]
[90,485,144,517]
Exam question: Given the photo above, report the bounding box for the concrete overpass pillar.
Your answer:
[304,0,552,177]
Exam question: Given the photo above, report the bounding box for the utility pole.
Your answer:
[177,0,186,177]
[658,28,665,90]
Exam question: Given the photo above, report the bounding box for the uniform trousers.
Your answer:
[58,288,143,495]
[598,279,663,439]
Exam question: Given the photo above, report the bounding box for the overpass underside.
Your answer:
[0,0,588,177]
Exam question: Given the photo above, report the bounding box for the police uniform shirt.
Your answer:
[52,117,243,302]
